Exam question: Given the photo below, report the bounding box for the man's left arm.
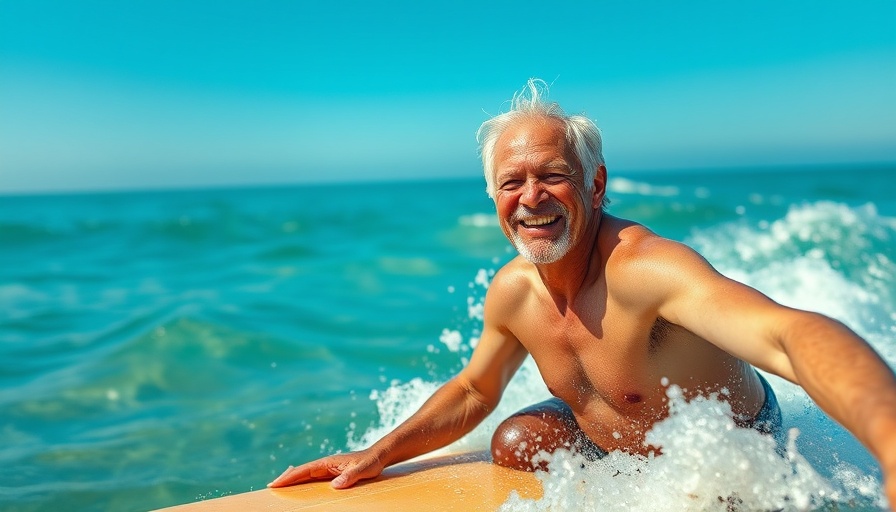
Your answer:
[646,239,896,506]
[768,309,896,505]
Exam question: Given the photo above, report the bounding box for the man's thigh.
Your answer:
[491,398,605,470]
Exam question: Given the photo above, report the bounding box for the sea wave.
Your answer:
[690,201,896,347]
[608,177,680,197]
[459,213,499,228]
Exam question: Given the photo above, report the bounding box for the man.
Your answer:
[269,79,896,506]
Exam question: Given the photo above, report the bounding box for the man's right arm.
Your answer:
[268,269,530,489]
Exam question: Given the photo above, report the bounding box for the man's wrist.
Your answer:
[367,438,398,469]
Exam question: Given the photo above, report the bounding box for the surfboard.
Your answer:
[155,450,543,511]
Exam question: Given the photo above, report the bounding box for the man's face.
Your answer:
[491,117,595,264]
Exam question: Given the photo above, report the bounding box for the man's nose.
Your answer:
[519,179,547,208]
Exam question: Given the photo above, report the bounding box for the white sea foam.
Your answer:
[438,329,463,352]
[608,177,680,197]
[459,213,499,227]
[500,387,884,511]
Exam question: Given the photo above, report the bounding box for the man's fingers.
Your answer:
[330,462,365,489]
[268,461,331,488]
[267,465,302,488]
[267,467,292,488]
[331,472,352,489]
[267,452,382,490]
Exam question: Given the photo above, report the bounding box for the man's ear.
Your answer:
[592,165,607,209]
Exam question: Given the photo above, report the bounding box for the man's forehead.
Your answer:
[496,158,571,176]
[498,117,566,148]
[493,117,571,170]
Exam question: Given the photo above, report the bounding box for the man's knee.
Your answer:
[491,414,543,471]
[490,408,575,472]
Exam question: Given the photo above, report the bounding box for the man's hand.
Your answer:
[267,449,385,489]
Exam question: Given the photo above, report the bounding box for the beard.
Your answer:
[508,203,573,264]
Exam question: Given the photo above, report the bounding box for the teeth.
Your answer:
[522,216,558,227]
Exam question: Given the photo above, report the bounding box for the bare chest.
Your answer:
[513,297,667,414]
[508,290,759,452]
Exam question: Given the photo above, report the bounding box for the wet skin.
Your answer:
[487,118,765,463]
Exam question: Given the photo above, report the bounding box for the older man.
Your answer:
[270,80,896,506]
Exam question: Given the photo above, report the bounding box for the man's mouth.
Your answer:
[519,215,561,228]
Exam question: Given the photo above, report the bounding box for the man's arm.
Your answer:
[269,273,530,489]
[644,238,896,506]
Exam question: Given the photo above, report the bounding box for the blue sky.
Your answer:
[1,0,894,193]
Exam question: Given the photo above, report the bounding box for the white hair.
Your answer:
[476,79,607,208]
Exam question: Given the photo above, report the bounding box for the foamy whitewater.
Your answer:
[1,166,894,511]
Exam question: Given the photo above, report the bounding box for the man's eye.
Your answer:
[500,180,523,190]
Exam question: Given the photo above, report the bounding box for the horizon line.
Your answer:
[1,160,893,198]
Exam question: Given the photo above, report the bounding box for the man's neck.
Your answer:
[534,212,605,311]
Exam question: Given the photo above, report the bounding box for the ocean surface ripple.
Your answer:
[1,167,894,511]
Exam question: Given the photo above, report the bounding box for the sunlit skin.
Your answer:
[486,117,765,455]
[270,116,896,508]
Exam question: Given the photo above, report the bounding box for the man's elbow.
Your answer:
[453,375,500,415]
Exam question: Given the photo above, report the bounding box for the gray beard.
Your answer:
[509,204,573,264]
[511,229,572,264]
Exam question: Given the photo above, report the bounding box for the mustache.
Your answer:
[510,203,568,224]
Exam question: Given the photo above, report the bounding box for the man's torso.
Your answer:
[497,216,765,454]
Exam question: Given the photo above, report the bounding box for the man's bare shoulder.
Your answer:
[484,257,539,318]
[489,256,537,294]
[603,215,703,267]
[602,215,713,304]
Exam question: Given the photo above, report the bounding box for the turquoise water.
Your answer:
[1,166,895,511]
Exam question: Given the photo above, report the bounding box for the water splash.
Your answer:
[501,387,885,511]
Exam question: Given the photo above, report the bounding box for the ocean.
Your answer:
[1,165,894,511]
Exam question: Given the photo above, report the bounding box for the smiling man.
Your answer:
[270,79,896,506]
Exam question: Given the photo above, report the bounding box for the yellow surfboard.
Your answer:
[156,451,543,511]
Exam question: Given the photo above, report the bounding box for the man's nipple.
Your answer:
[623,393,642,404]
